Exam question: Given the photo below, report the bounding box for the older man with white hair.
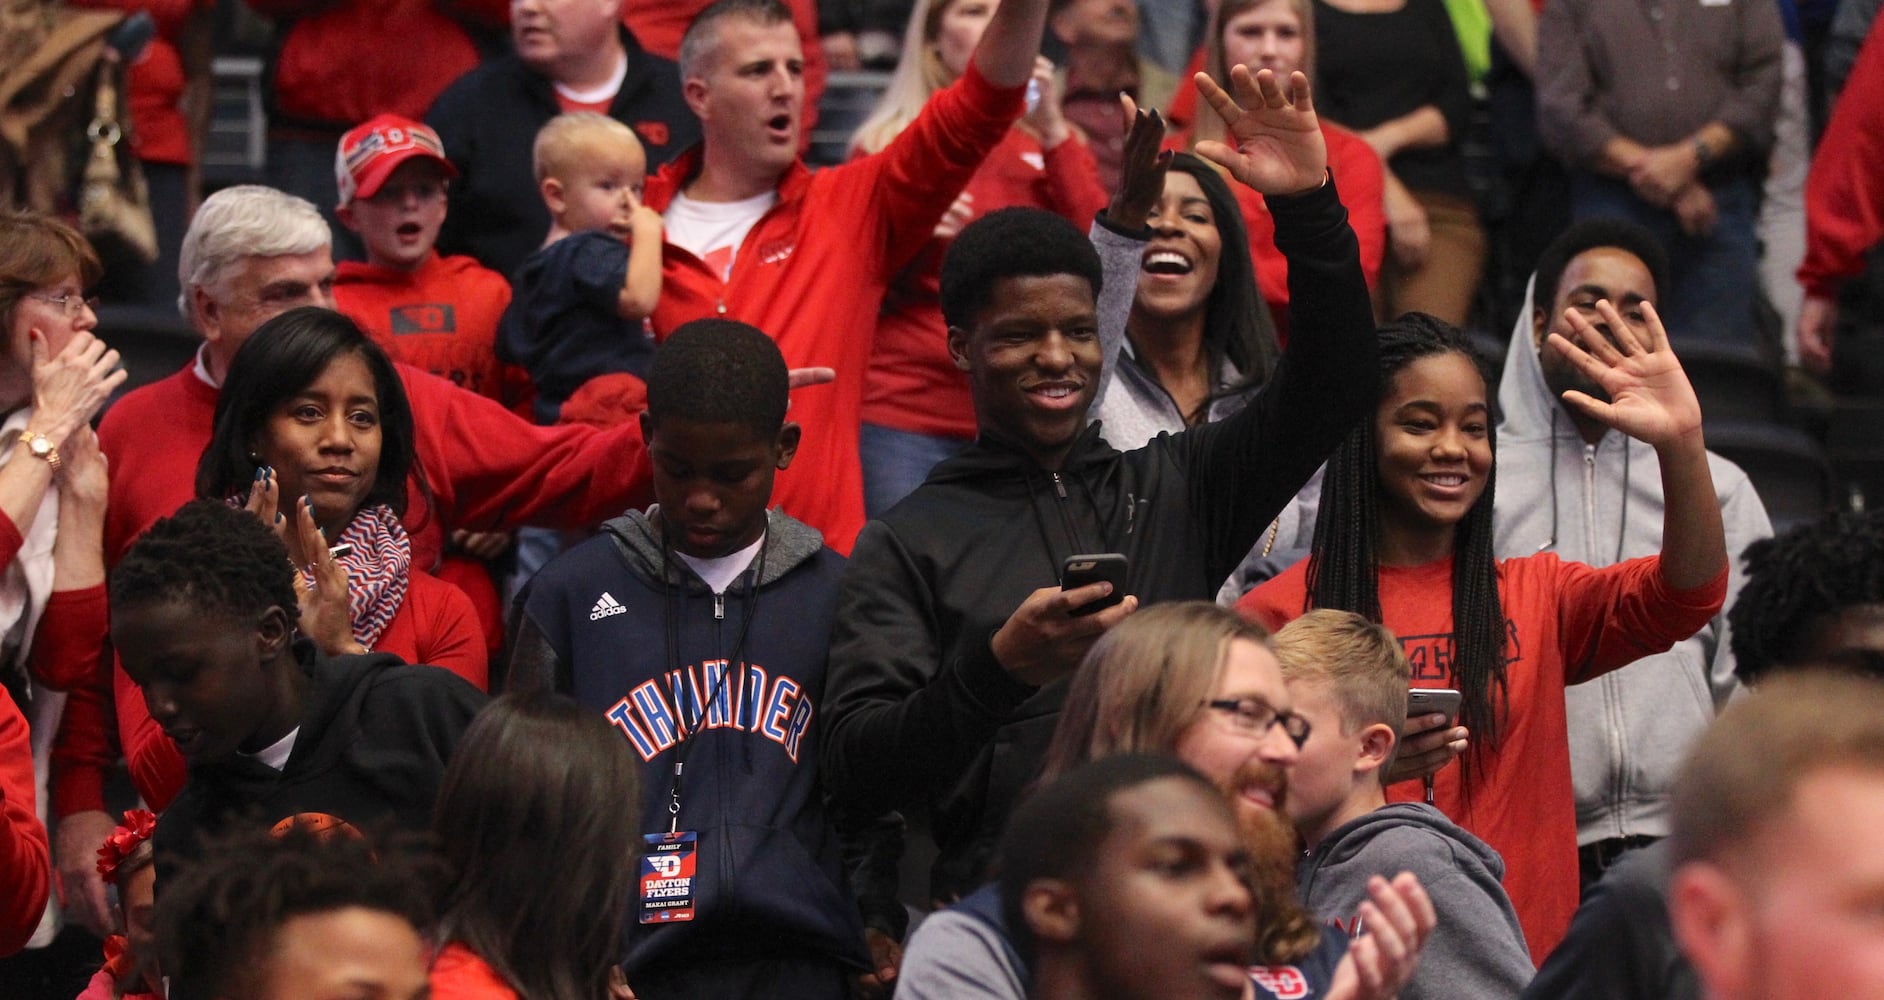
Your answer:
[45,185,660,913]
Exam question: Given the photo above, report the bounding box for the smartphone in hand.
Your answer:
[1061,553,1127,617]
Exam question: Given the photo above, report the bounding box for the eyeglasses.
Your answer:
[27,292,99,318]
[1204,698,1312,749]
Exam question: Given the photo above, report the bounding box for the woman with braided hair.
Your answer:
[1239,305,1729,961]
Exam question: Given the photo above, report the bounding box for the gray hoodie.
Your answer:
[1297,803,1534,1000]
[1493,277,1772,846]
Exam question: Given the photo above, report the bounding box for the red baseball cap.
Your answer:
[335,114,458,206]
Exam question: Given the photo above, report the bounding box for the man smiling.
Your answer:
[821,68,1380,902]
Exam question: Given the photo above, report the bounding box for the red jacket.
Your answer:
[68,0,210,166]
[246,0,508,129]
[55,359,652,815]
[1799,16,1884,300]
[863,127,1108,440]
[1240,553,1726,961]
[0,681,47,957]
[621,0,825,131]
[645,62,1025,552]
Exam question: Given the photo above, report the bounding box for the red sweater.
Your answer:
[1799,17,1884,299]
[110,566,483,812]
[863,128,1109,439]
[0,682,48,957]
[645,62,1024,552]
[429,943,519,999]
[335,253,523,409]
[1239,552,1726,962]
[0,510,110,695]
[57,360,652,815]
[621,0,825,132]
[245,0,508,129]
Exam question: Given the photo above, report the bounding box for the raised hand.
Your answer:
[242,466,308,567]
[1020,56,1072,148]
[285,494,365,656]
[1547,299,1704,451]
[1106,92,1172,232]
[1192,66,1328,197]
[30,329,125,447]
[1325,873,1436,1000]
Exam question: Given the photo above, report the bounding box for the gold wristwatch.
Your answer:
[18,431,60,473]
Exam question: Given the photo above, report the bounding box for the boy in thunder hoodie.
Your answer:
[1278,611,1535,1000]
[506,319,870,1000]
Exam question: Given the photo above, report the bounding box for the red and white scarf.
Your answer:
[329,503,411,650]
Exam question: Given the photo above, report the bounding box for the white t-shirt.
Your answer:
[243,726,300,771]
[664,190,778,282]
[674,533,765,595]
[553,51,628,109]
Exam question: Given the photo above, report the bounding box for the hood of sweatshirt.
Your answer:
[1499,273,1598,446]
[1301,801,1505,888]
[602,506,827,594]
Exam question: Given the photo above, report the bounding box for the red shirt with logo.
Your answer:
[643,62,1025,553]
[1240,552,1725,961]
[335,252,525,409]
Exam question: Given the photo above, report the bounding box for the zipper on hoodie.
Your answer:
[1051,472,1067,499]
[1582,445,1598,558]
[714,592,724,620]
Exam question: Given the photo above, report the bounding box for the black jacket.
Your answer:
[820,179,1378,900]
[154,643,486,884]
[427,26,700,277]
[508,509,872,979]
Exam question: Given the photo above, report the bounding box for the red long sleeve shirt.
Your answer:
[1241,553,1727,961]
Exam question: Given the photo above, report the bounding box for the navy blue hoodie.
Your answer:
[507,508,871,979]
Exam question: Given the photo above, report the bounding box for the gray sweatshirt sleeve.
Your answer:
[895,910,1028,1000]
[1089,217,1148,413]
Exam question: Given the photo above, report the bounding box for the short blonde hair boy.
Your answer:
[532,113,645,184]
[1273,610,1411,775]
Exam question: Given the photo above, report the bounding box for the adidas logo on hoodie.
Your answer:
[590,592,628,621]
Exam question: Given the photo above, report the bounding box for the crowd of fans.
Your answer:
[3,0,1884,997]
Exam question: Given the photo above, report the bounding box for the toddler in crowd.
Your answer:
[332,115,520,409]
[501,112,665,428]
[1277,610,1534,999]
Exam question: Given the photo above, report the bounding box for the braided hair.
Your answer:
[1306,313,1509,758]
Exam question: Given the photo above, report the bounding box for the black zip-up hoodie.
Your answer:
[508,508,871,978]
[821,179,1380,900]
[154,643,486,885]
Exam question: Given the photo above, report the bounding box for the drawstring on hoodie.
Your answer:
[657,519,768,832]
